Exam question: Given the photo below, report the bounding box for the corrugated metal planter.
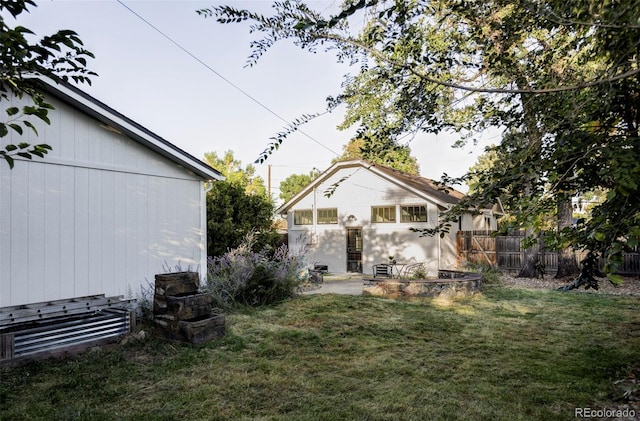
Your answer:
[0,295,135,367]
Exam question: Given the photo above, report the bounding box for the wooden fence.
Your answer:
[457,231,640,275]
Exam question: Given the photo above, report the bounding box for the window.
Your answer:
[371,206,396,223]
[317,208,338,224]
[401,205,427,222]
[294,209,313,225]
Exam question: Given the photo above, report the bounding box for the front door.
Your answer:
[346,228,363,273]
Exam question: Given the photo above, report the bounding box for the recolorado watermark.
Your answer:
[575,407,636,419]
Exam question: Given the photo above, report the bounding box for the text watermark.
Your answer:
[575,407,636,419]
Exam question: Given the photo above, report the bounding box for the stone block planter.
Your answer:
[363,275,482,299]
[153,272,225,344]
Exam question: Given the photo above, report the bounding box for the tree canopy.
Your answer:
[1,0,95,168]
[204,150,278,256]
[204,0,640,280]
[206,181,279,257]
[333,137,420,175]
[279,169,319,203]
[204,150,267,196]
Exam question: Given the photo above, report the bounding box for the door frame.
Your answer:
[346,227,363,273]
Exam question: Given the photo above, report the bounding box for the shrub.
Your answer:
[136,279,155,323]
[205,233,306,310]
[466,261,503,284]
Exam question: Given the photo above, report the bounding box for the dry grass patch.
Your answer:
[1,285,639,420]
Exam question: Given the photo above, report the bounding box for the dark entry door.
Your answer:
[346,228,363,273]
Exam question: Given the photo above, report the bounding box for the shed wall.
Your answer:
[1,94,206,307]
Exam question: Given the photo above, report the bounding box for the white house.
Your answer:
[276,160,502,276]
[0,76,223,307]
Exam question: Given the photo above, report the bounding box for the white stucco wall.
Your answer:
[286,166,443,276]
[0,93,208,306]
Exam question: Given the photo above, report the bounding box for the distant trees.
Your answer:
[1,0,95,168]
[204,150,279,256]
[279,169,319,203]
[332,137,419,175]
[204,150,266,196]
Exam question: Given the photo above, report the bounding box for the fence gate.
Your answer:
[456,231,497,267]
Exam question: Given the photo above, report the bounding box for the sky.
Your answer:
[8,0,500,199]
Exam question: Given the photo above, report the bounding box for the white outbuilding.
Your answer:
[277,159,502,276]
[0,76,223,307]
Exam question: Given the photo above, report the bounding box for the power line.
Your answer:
[115,0,340,157]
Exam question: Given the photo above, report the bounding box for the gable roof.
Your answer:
[276,159,467,214]
[29,75,223,181]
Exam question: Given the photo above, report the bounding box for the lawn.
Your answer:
[1,284,639,420]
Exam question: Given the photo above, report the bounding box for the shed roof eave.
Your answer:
[30,75,223,181]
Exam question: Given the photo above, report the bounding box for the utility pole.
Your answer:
[268,164,271,199]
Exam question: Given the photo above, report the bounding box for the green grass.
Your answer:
[2,285,639,420]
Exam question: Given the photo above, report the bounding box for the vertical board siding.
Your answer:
[27,163,46,304]
[43,164,61,301]
[0,156,8,303]
[88,169,103,296]
[9,164,29,305]
[1,94,207,307]
[59,166,76,300]
[100,171,116,296]
[74,167,90,298]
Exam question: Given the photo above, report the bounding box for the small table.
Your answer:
[389,263,406,278]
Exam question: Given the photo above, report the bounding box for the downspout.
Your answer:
[201,181,214,284]
[313,186,317,244]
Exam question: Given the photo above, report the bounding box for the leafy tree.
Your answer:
[204,0,640,282]
[1,0,95,168]
[206,181,279,257]
[279,168,319,203]
[204,150,267,196]
[465,147,499,195]
[333,136,419,175]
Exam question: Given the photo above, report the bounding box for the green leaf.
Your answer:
[3,155,15,169]
[8,124,23,135]
[5,107,20,116]
[23,121,38,135]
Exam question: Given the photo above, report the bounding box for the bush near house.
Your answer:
[205,233,306,310]
[206,181,281,257]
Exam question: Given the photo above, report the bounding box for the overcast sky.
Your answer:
[8,0,500,198]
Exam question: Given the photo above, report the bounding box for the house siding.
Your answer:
[1,93,207,307]
[286,166,442,276]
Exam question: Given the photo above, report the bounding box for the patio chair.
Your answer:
[373,263,392,278]
[400,262,427,279]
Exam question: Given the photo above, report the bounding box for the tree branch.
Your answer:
[314,32,640,95]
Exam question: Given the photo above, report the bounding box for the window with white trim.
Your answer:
[371,206,396,223]
[294,209,313,225]
[317,208,338,224]
[401,205,427,222]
